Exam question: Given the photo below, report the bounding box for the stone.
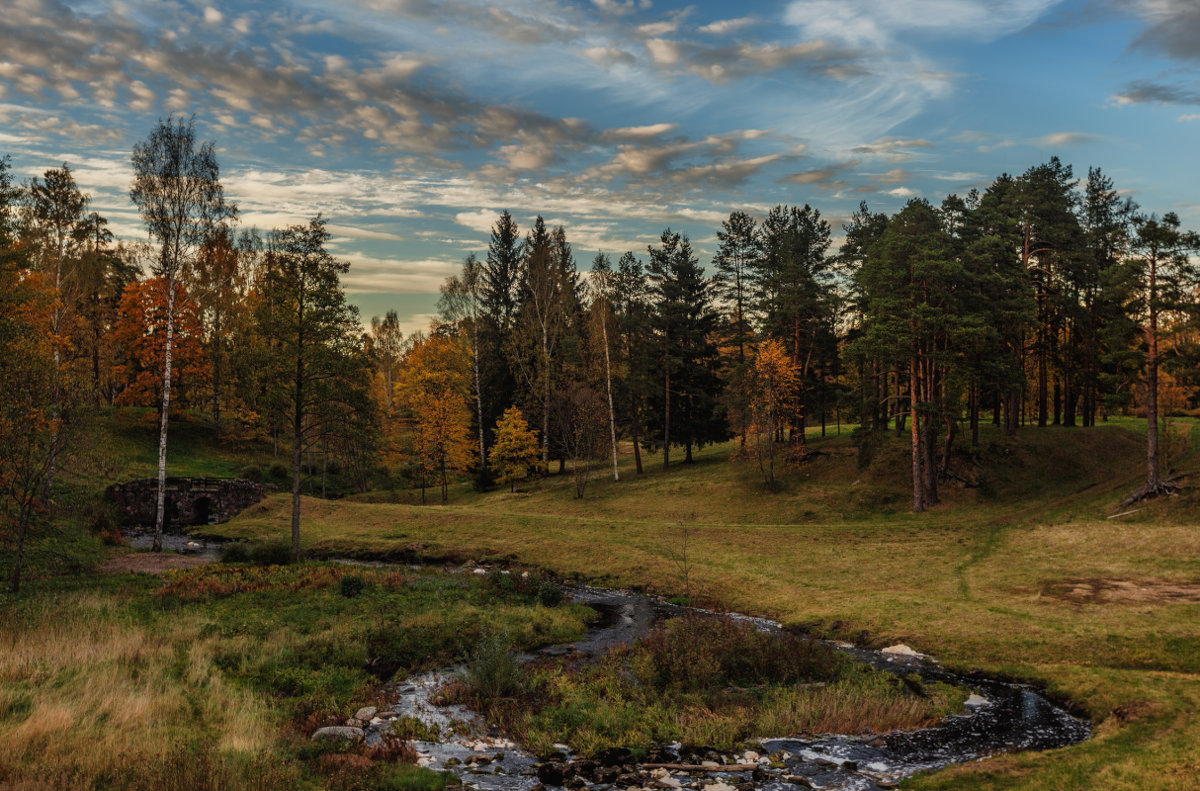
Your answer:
[704,783,736,791]
[881,643,922,657]
[311,726,364,742]
[536,762,567,786]
[842,760,858,772]
[345,718,364,728]
[105,477,271,528]
[355,706,378,721]
[741,751,759,762]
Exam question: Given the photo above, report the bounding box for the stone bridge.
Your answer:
[106,477,273,529]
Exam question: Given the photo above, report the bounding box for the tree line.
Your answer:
[2,116,1198,593]
[410,157,1199,513]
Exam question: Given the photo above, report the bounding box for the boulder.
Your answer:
[311,726,365,742]
[354,706,378,721]
[881,643,922,657]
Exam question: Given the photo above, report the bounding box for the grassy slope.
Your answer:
[211,418,1200,791]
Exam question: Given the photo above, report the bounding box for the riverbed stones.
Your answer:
[311,726,364,742]
[354,705,378,721]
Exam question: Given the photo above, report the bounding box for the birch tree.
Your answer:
[130,116,234,551]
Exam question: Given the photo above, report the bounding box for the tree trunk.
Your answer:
[663,359,671,470]
[601,308,619,482]
[10,500,33,595]
[212,309,223,442]
[291,325,304,562]
[1146,260,1161,489]
[910,355,923,513]
[153,279,177,552]
[472,318,486,470]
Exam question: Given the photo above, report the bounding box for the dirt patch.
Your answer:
[1040,577,1200,605]
[98,552,213,575]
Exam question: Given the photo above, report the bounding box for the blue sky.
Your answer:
[2,0,1198,332]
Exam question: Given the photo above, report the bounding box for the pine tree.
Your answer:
[647,229,724,467]
[256,216,366,560]
[711,210,760,364]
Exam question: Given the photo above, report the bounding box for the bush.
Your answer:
[640,616,846,691]
[239,465,264,483]
[537,580,564,607]
[220,542,251,563]
[269,462,289,481]
[464,634,525,701]
[340,575,366,598]
[249,540,293,566]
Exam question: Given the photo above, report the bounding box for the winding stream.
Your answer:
[385,582,1091,791]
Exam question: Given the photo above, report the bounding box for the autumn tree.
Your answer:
[489,406,541,492]
[0,158,66,594]
[741,340,798,489]
[22,164,88,494]
[256,216,365,560]
[394,333,474,503]
[112,278,209,411]
[191,225,247,441]
[130,116,234,551]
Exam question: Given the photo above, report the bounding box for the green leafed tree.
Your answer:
[256,215,368,560]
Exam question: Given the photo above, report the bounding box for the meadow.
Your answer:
[2,412,1199,789]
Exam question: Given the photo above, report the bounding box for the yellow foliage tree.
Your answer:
[393,333,473,503]
[489,406,541,492]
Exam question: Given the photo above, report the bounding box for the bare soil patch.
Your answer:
[98,552,213,575]
[1041,577,1200,605]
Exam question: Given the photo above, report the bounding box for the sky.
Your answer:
[2,0,1198,334]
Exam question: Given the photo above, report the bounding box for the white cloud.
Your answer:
[203,6,223,25]
[784,0,1062,46]
[697,17,756,35]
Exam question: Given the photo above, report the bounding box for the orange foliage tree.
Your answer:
[112,278,209,413]
[393,333,474,503]
[744,339,798,489]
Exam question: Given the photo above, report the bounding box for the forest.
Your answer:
[2,118,1199,591]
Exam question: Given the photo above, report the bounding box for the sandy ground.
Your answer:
[1041,577,1200,604]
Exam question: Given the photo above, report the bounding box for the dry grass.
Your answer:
[209,420,1200,789]
[0,592,276,787]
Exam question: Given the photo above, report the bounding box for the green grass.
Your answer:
[460,616,966,758]
[208,418,1200,790]
[0,564,589,790]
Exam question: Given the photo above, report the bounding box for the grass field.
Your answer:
[4,411,1200,789]
[208,417,1200,790]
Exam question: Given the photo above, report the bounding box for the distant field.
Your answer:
[209,418,1200,790]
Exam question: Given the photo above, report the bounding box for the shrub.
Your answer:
[640,616,846,691]
[340,575,366,598]
[537,580,564,607]
[269,462,290,481]
[239,465,264,483]
[220,542,250,563]
[464,634,525,701]
[249,540,294,566]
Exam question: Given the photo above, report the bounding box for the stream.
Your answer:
[131,529,1089,789]
[384,581,1091,791]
